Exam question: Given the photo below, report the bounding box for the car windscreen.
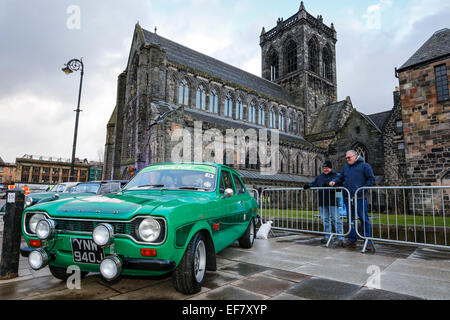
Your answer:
[53,184,65,193]
[124,164,217,192]
[72,183,100,194]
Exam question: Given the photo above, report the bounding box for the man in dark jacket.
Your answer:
[330,150,375,250]
[304,160,344,246]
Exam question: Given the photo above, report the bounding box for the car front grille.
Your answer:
[53,219,133,235]
[24,211,167,245]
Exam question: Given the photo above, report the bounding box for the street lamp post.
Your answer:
[62,58,84,182]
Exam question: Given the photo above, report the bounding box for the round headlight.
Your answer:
[92,223,114,247]
[25,196,33,207]
[28,248,49,270]
[35,219,56,240]
[138,218,161,242]
[29,213,46,234]
[100,256,122,281]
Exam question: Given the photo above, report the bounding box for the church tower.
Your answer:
[260,1,338,134]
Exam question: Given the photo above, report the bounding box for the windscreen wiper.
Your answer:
[126,184,165,190]
[176,186,206,191]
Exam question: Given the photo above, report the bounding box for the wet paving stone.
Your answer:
[285,277,361,300]
[203,271,243,290]
[219,262,270,277]
[189,285,268,300]
[0,275,67,299]
[97,274,171,294]
[22,276,119,300]
[231,274,296,297]
[108,279,208,300]
[262,269,311,283]
[409,247,450,261]
[350,287,423,300]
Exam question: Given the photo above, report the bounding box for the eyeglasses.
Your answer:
[346,155,356,160]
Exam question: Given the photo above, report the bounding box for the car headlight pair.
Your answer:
[92,217,161,246]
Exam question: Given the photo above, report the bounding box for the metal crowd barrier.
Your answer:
[259,187,352,247]
[247,188,260,204]
[355,186,450,252]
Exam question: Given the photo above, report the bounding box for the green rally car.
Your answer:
[20,162,258,294]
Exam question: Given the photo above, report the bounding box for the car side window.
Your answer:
[232,174,246,195]
[221,170,235,194]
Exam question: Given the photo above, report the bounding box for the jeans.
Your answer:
[347,199,372,243]
[319,206,344,241]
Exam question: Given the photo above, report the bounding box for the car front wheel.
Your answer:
[172,232,207,294]
[239,218,255,249]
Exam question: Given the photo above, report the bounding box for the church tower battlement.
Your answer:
[260,1,338,134]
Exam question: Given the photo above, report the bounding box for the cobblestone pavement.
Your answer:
[0,217,449,300]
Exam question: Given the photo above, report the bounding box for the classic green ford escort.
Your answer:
[21,162,258,294]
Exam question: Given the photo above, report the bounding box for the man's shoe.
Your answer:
[320,237,329,244]
[366,243,374,252]
[335,240,345,247]
[343,241,356,248]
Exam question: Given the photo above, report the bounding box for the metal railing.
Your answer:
[253,186,450,253]
[355,186,450,252]
[259,187,351,247]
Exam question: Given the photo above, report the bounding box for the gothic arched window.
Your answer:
[308,38,319,74]
[248,101,256,123]
[278,110,285,132]
[284,40,297,74]
[196,85,206,110]
[268,49,279,81]
[288,113,294,133]
[258,104,265,126]
[236,96,244,120]
[178,79,189,106]
[209,89,219,114]
[224,93,233,117]
[297,112,305,136]
[354,144,369,162]
[269,108,277,128]
[322,46,332,81]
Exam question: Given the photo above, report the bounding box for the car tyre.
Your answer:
[238,218,255,249]
[172,232,207,294]
[49,265,88,281]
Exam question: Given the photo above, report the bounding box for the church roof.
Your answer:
[142,29,295,105]
[366,110,391,131]
[398,28,450,72]
[184,107,319,150]
[0,156,4,165]
[236,169,313,184]
[309,100,348,135]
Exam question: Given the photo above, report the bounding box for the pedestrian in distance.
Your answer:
[329,150,376,251]
[304,160,345,247]
[123,165,137,181]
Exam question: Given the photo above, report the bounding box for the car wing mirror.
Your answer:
[222,188,234,199]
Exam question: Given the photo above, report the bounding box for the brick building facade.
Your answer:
[395,28,450,186]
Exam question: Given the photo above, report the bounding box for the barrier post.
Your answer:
[0,190,25,280]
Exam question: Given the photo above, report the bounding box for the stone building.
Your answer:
[395,28,450,186]
[0,156,17,185]
[15,155,95,184]
[102,2,400,188]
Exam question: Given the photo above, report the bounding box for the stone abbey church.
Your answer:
[103,2,450,188]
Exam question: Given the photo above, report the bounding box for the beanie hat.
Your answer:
[322,160,332,169]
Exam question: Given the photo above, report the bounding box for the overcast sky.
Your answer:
[0,0,449,164]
